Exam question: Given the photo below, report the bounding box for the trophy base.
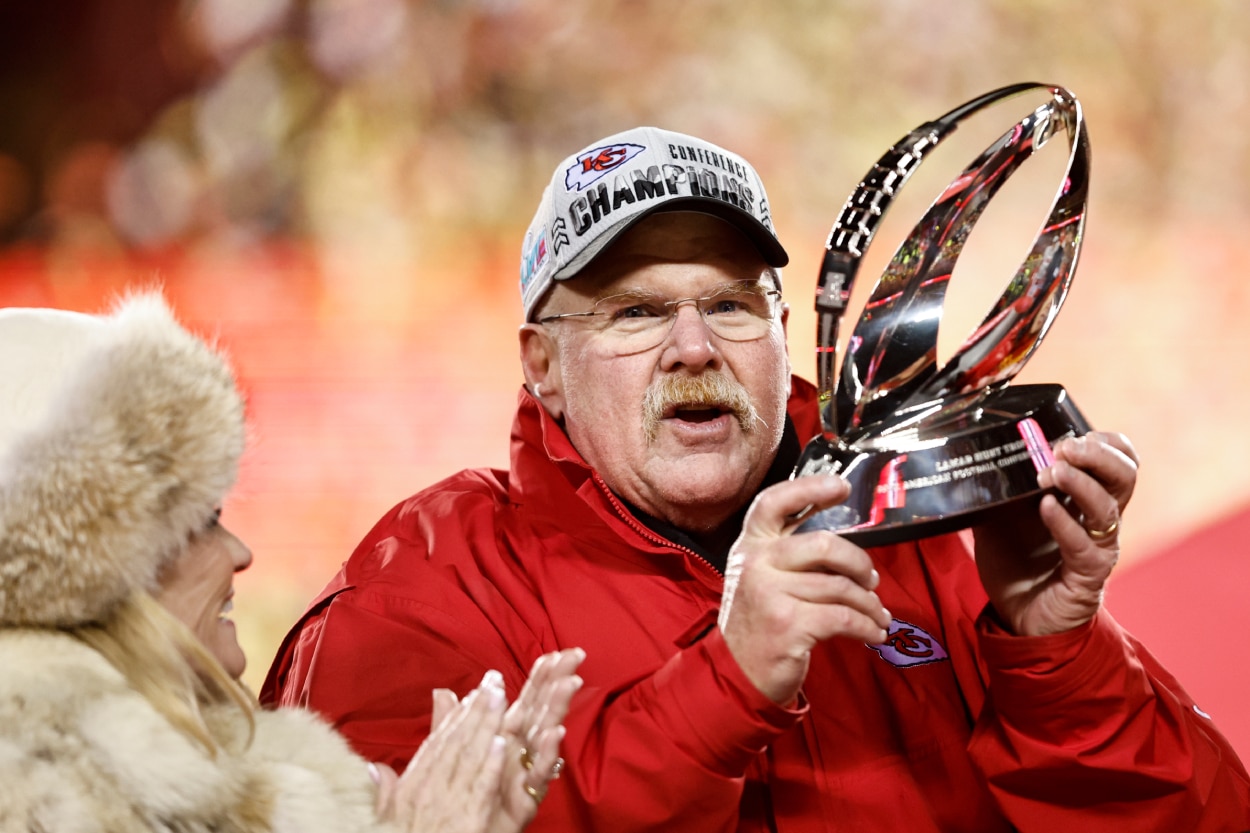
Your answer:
[793,383,1090,547]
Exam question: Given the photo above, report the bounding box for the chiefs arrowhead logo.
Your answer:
[868,619,949,668]
[564,143,647,192]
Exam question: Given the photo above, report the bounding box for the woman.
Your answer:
[0,291,582,832]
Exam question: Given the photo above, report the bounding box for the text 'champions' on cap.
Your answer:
[519,126,789,321]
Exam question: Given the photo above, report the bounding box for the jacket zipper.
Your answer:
[590,471,725,580]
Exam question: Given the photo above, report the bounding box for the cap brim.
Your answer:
[553,196,790,283]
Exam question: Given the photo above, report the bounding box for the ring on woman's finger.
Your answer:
[550,757,565,779]
[524,783,545,804]
[1083,519,1119,540]
[519,747,534,770]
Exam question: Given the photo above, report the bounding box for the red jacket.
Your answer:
[262,379,1250,832]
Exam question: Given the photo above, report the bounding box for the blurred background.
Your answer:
[2,0,1248,758]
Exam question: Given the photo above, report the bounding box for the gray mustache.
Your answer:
[641,372,760,442]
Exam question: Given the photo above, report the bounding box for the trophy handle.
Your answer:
[815,83,1086,439]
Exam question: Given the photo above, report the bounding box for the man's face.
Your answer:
[523,212,791,534]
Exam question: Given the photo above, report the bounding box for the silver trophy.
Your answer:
[793,83,1092,546]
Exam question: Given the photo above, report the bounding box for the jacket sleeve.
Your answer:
[969,607,1250,831]
[263,576,804,833]
[554,625,805,831]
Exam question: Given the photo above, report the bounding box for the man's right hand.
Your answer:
[719,475,891,704]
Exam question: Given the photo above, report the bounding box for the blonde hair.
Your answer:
[72,590,255,756]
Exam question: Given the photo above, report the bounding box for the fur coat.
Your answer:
[0,628,387,832]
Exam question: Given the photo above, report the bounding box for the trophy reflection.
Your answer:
[793,83,1092,546]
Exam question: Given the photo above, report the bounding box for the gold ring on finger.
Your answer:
[519,747,534,770]
[1084,519,1118,540]
[524,783,544,804]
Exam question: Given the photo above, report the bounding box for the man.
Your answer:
[263,126,1250,831]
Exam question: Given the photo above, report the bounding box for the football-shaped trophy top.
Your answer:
[793,83,1091,546]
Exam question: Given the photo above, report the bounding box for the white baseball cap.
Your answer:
[519,126,789,321]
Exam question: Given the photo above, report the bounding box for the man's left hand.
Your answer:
[970,431,1139,637]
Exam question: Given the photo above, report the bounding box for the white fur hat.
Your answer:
[0,292,245,627]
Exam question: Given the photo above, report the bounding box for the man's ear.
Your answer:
[519,323,566,421]
[780,301,792,373]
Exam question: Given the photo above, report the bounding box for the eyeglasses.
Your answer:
[538,282,783,355]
